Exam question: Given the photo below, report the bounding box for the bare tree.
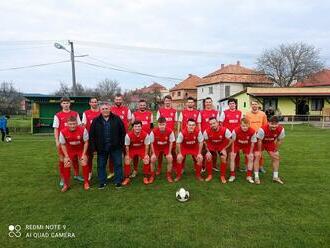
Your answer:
[96,79,121,101]
[257,42,325,87]
[54,82,71,96]
[0,81,22,114]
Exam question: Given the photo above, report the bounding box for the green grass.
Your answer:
[1,125,330,247]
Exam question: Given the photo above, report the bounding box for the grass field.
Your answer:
[1,125,330,247]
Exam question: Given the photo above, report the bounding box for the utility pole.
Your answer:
[68,40,77,96]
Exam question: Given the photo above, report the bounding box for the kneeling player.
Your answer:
[254,116,285,184]
[203,117,232,183]
[176,119,204,182]
[59,116,89,192]
[123,121,151,185]
[229,118,257,184]
[150,117,175,183]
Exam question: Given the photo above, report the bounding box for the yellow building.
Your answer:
[221,87,330,119]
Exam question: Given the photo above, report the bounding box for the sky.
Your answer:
[0,0,329,94]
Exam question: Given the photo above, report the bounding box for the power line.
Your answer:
[76,60,183,81]
[0,60,70,72]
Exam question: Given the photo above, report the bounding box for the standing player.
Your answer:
[82,97,100,180]
[156,95,177,175]
[200,97,219,132]
[53,97,83,187]
[122,121,151,185]
[245,100,268,173]
[178,97,201,132]
[254,116,285,184]
[150,117,176,183]
[109,93,132,179]
[176,119,204,182]
[131,99,153,178]
[229,118,257,184]
[219,98,242,170]
[59,116,89,192]
[203,117,232,183]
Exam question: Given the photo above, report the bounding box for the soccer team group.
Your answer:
[54,94,286,192]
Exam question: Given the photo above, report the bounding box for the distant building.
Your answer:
[197,61,272,111]
[170,74,201,110]
[294,69,330,87]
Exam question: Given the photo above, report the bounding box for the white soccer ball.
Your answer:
[5,136,12,142]
[176,188,190,202]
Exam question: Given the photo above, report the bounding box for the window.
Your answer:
[201,88,204,93]
[263,98,278,110]
[225,86,230,97]
[311,98,324,111]
[177,91,181,97]
[172,92,175,97]
[208,86,213,94]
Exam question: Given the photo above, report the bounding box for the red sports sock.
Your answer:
[230,171,236,177]
[176,163,183,177]
[195,163,202,177]
[72,158,79,176]
[63,166,71,186]
[166,171,172,178]
[124,164,131,177]
[108,160,114,173]
[220,162,227,177]
[59,161,64,179]
[143,164,151,176]
[260,155,265,167]
[206,160,213,176]
[150,170,155,177]
[247,170,253,177]
[133,156,139,171]
[82,165,89,183]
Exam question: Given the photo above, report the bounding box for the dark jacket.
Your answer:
[89,113,126,153]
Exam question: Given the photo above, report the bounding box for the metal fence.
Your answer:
[280,115,330,129]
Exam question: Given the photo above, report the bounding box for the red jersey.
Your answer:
[82,109,100,131]
[125,130,150,154]
[220,109,242,131]
[200,109,219,132]
[256,125,285,152]
[157,107,177,131]
[150,127,175,154]
[203,126,231,152]
[179,109,201,130]
[59,126,88,153]
[110,105,132,131]
[177,128,203,156]
[232,127,257,154]
[53,110,81,137]
[133,110,153,133]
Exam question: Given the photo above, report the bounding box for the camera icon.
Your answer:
[8,225,21,238]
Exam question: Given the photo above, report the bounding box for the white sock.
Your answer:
[273,171,279,178]
[254,172,259,178]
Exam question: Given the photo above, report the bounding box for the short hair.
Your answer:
[269,116,279,124]
[251,99,259,104]
[205,97,212,101]
[164,95,172,100]
[115,93,123,98]
[60,97,71,103]
[139,99,146,103]
[89,97,98,102]
[186,96,195,102]
[132,120,142,126]
[158,116,166,123]
[67,116,77,122]
[208,116,217,122]
[227,98,237,104]
[241,117,250,126]
[187,118,196,123]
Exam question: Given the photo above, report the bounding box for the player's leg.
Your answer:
[57,146,65,187]
[79,153,90,190]
[175,154,185,182]
[205,151,214,182]
[87,151,94,181]
[171,144,177,175]
[219,150,228,184]
[156,153,163,175]
[229,150,237,182]
[269,151,283,184]
[165,153,173,183]
[193,154,203,181]
[245,149,254,184]
[149,152,158,184]
[122,155,133,186]
[141,154,151,185]
[131,156,139,178]
[72,157,84,182]
[253,149,262,185]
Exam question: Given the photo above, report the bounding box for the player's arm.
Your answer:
[176,132,183,155]
[82,128,89,158]
[81,112,87,127]
[197,131,204,155]
[149,131,156,156]
[219,111,225,124]
[256,128,264,153]
[177,112,182,133]
[197,112,202,130]
[168,131,175,156]
[249,133,257,155]
[52,115,60,146]
[124,134,130,159]
[224,129,233,150]
[144,135,150,161]
[275,128,285,151]
[203,131,210,153]
[127,109,132,123]
[59,132,70,166]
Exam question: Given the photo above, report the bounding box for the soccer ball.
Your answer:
[5,136,12,142]
[176,188,190,202]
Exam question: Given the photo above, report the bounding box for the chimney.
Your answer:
[221,64,225,69]
[237,60,240,66]
[188,74,193,77]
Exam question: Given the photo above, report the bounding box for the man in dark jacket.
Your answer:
[89,103,126,189]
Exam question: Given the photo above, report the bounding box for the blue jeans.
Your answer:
[97,144,123,185]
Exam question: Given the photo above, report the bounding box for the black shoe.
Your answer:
[98,183,106,189]
[115,183,122,189]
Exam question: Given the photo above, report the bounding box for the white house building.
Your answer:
[197,61,272,110]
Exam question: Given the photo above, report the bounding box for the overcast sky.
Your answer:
[0,0,329,94]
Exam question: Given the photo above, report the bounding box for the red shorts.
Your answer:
[129,150,145,160]
[67,150,84,160]
[262,143,277,152]
[181,149,199,157]
[233,143,252,155]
